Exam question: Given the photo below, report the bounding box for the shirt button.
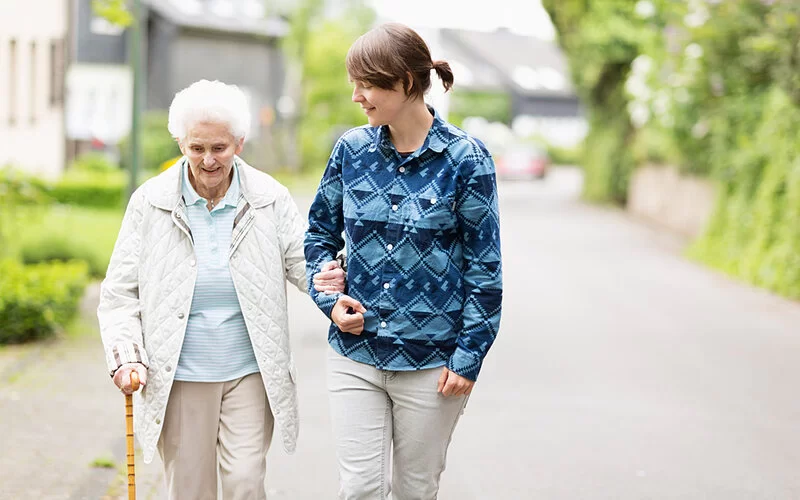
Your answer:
[386,244,393,251]
[383,283,390,289]
[165,365,172,372]
[156,418,161,425]
[392,205,398,212]
[380,321,387,328]
[177,313,185,319]
[190,259,196,267]
[431,198,437,205]
[399,166,405,173]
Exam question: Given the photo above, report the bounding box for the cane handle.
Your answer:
[130,370,140,392]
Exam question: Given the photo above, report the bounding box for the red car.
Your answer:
[495,144,550,180]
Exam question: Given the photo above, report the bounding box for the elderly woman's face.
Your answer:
[179,121,244,194]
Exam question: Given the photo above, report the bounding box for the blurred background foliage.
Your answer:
[544,0,800,299]
[0,0,376,345]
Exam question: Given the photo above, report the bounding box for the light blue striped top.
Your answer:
[174,162,259,382]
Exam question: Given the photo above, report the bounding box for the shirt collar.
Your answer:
[181,159,241,208]
[373,105,451,155]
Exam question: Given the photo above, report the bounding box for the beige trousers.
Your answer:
[327,347,468,500]
[157,373,274,500]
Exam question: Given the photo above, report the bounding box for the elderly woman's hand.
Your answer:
[314,260,346,295]
[113,362,148,395]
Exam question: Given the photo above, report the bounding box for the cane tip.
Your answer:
[130,371,140,391]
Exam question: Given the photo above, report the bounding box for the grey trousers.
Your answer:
[327,346,468,500]
[157,373,273,500]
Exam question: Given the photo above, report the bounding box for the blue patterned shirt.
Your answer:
[304,107,502,381]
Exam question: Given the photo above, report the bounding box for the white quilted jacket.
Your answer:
[98,158,308,464]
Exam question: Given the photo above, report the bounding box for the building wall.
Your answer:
[0,0,68,177]
[167,31,285,126]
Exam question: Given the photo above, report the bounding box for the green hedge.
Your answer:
[0,259,89,344]
[19,234,109,278]
[46,171,126,209]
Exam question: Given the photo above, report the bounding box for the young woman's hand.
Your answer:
[331,295,367,334]
[314,260,346,295]
[437,368,474,397]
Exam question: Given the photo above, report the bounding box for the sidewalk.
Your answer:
[0,283,164,500]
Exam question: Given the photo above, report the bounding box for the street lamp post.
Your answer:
[128,0,142,200]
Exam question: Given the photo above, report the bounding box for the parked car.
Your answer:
[495,143,550,180]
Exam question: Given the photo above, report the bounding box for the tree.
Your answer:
[280,0,375,172]
[91,0,133,26]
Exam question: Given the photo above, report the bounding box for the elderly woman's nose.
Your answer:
[203,152,215,165]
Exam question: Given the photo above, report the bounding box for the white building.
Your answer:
[0,0,69,178]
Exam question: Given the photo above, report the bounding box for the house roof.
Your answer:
[440,28,575,98]
[144,0,289,38]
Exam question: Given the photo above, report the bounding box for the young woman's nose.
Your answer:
[352,87,364,103]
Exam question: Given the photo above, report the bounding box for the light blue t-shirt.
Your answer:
[174,162,259,382]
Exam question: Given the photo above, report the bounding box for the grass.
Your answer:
[271,168,325,196]
[5,205,123,277]
[90,456,117,469]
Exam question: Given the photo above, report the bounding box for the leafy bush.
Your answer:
[119,110,181,172]
[688,88,800,299]
[70,152,119,173]
[19,234,108,278]
[10,205,122,279]
[448,91,512,128]
[0,259,89,344]
[47,169,127,209]
[546,141,584,167]
[546,0,800,299]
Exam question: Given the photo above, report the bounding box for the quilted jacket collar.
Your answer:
[146,156,277,210]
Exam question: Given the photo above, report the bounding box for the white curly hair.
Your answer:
[167,79,251,141]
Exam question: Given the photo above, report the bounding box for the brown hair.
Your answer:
[346,23,454,99]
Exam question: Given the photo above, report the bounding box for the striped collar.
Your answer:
[181,160,241,209]
[145,155,277,211]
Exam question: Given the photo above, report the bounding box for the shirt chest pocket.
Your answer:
[407,193,457,231]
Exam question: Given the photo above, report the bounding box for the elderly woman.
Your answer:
[98,79,344,499]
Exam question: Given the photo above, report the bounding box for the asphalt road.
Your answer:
[269,168,800,499]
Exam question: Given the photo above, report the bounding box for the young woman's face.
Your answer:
[351,79,408,127]
[179,121,244,194]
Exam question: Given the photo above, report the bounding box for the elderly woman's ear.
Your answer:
[313,260,347,295]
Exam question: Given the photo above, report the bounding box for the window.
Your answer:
[9,39,17,125]
[49,39,64,107]
[30,41,36,123]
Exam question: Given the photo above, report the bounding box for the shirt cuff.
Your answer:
[447,346,483,382]
[106,342,150,376]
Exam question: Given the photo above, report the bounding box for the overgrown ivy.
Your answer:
[545,0,800,299]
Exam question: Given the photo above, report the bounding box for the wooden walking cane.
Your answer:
[126,371,140,500]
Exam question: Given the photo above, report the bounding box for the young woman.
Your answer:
[305,23,503,499]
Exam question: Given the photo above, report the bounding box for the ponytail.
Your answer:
[432,60,454,93]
